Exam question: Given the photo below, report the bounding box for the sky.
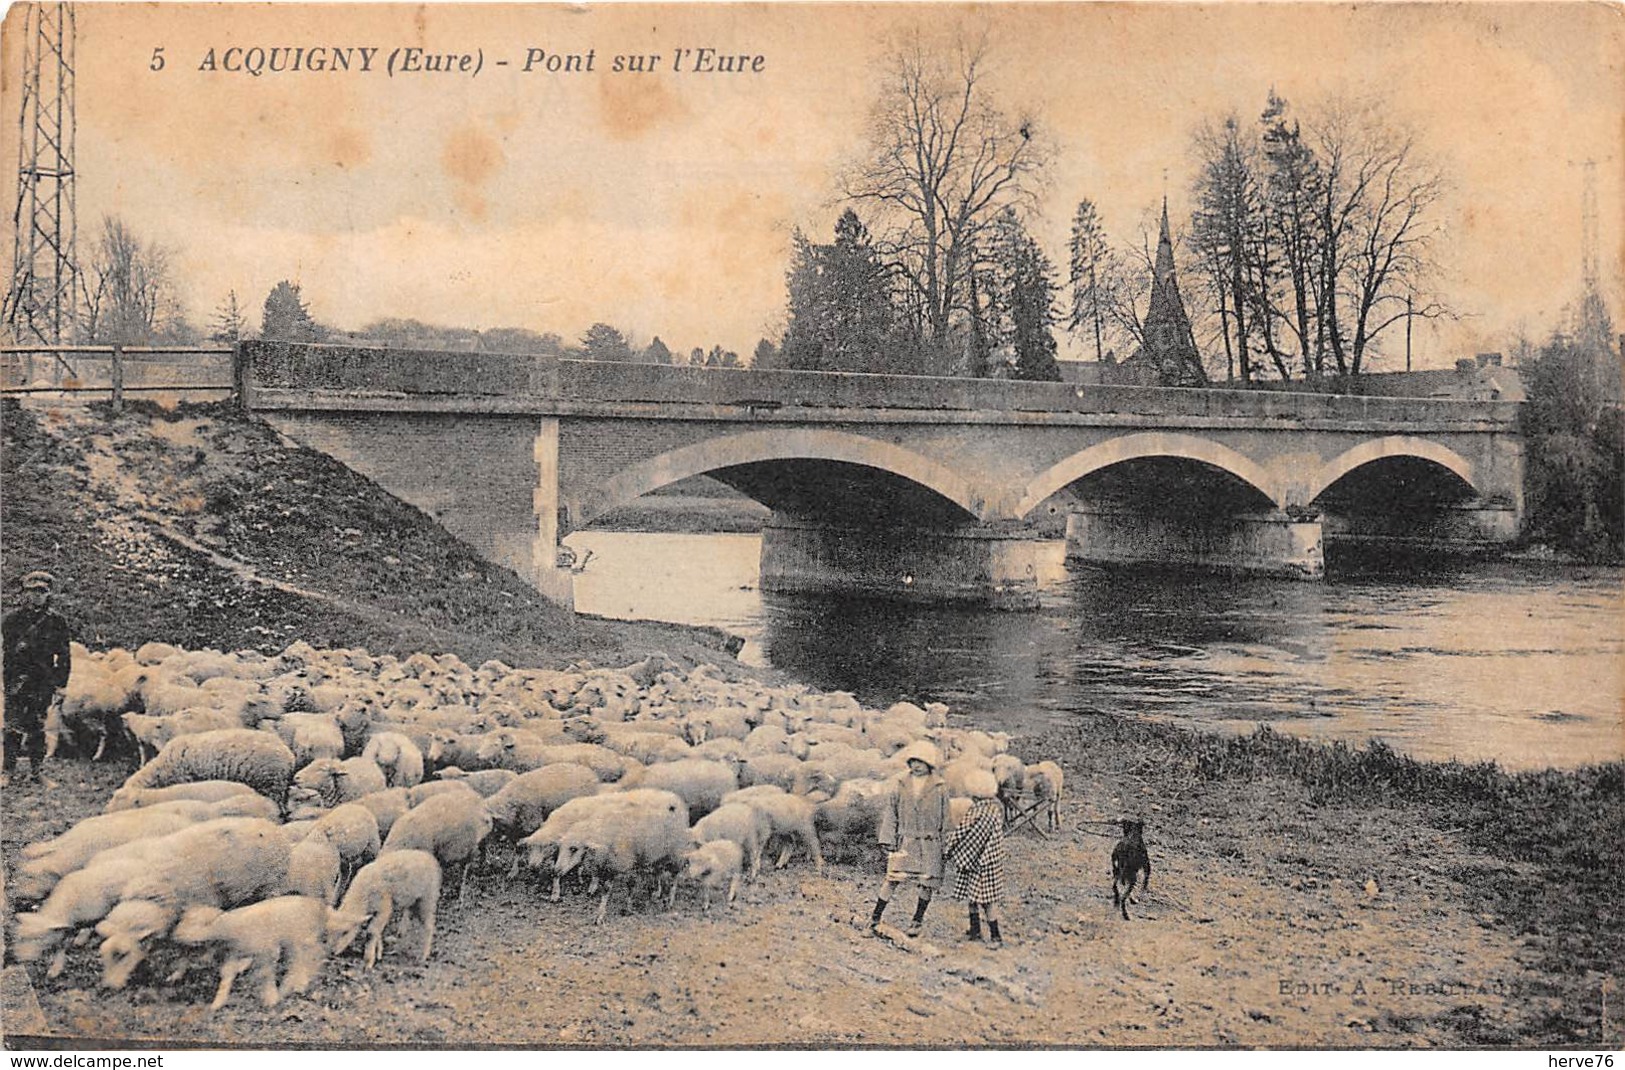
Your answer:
[4,1,1622,369]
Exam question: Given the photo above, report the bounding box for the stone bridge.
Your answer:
[240,342,1524,608]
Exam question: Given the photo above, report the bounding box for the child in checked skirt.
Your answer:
[946,770,1008,948]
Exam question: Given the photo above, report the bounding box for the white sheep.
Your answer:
[290,757,388,808]
[268,712,346,767]
[360,731,425,787]
[96,817,292,989]
[351,787,410,840]
[13,854,155,978]
[285,836,343,904]
[381,791,492,903]
[627,758,738,821]
[171,895,329,1009]
[102,780,258,814]
[1024,760,1065,831]
[118,729,296,806]
[553,792,691,924]
[678,840,743,912]
[689,802,771,880]
[327,849,442,968]
[482,763,601,846]
[433,766,518,797]
[721,786,823,873]
[122,710,242,764]
[520,790,683,901]
[14,808,210,903]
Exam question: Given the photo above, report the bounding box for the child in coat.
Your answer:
[946,770,1008,948]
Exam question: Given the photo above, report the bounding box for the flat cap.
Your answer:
[20,570,54,591]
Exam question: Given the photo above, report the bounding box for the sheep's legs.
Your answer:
[279,946,322,999]
[365,894,394,969]
[211,956,252,1010]
[595,891,610,925]
[417,901,437,963]
[47,946,68,980]
[726,874,739,906]
[549,875,561,903]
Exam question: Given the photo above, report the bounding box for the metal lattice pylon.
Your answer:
[3,2,79,345]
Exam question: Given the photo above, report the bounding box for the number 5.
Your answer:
[149,47,165,71]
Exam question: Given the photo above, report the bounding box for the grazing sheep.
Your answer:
[171,896,329,1009]
[689,802,771,880]
[268,713,346,767]
[121,710,240,765]
[104,780,257,813]
[812,778,889,864]
[381,792,492,902]
[735,753,809,793]
[520,790,684,901]
[361,731,425,788]
[326,850,442,968]
[553,792,691,924]
[96,818,292,989]
[13,854,155,978]
[290,757,388,808]
[424,730,501,773]
[15,808,210,903]
[1025,760,1065,831]
[285,837,343,904]
[629,758,738,821]
[434,767,518,797]
[307,803,382,873]
[679,840,743,912]
[483,764,601,845]
[119,729,296,806]
[720,786,824,873]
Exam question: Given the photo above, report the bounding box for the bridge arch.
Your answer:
[1306,436,1480,504]
[1013,432,1283,519]
[569,428,987,529]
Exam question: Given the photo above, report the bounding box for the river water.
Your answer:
[566,531,1623,772]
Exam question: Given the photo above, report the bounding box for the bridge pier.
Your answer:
[1064,506,1325,579]
[532,419,576,609]
[759,517,1060,609]
[1322,498,1521,555]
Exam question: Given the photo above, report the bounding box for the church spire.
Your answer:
[1141,196,1204,385]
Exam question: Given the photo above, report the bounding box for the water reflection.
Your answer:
[566,530,1624,771]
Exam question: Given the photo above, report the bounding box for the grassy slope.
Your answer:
[0,398,746,668]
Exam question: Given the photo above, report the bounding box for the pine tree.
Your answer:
[261,280,322,342]
[643,336,673,364]
[579,323,634,362]
[210,289,248,344]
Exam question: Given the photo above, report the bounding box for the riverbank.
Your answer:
[4,717,1617,1048]
[2,398,1617,1048]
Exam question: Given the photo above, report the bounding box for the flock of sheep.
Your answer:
[7,640,1065,1011]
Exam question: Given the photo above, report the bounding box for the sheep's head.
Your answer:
[425,732,460,768]
[96,900,173,989]
[291,760,341,806]
[562,717,605,745]
[325,907,373,955]
[553,835,601,878]
[681,848,717,883]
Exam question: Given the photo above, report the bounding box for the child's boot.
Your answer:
[868,897,888,934]
[903,897,929,937]
[965,904,983,942]
[987,920,1004,949]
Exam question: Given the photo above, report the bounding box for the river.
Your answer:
[565,530,1623,772]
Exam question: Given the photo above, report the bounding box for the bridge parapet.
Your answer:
[240,342,1517,428]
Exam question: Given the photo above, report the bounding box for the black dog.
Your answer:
[1110,819,1151,920]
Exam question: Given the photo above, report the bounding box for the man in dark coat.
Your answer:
[3,571,73,784]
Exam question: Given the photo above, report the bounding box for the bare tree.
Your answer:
[80,216,180,344]
[842,30,1049,373]
[1308,99,1449,375]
